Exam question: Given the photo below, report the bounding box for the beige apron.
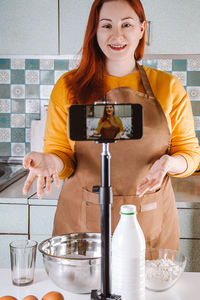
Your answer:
[52,65,180,250]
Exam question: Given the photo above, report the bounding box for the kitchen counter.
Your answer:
[0,269,200,300]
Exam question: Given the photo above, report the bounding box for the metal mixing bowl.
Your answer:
[39,232,101,294]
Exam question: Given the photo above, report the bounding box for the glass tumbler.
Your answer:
[9,239,38,286]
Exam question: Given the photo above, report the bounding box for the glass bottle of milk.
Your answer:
[111,205,146,300]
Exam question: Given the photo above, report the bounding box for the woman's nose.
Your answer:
[112,26,123,38]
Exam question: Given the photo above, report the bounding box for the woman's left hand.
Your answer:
[136,154,187,197]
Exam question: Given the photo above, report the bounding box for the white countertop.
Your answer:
[0,269,200,300]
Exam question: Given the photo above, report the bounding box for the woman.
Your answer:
[95,104,124,139]
[23,0,200,250]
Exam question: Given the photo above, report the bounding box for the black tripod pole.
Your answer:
[91,143,121,300]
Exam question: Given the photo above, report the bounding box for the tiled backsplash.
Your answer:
[0,56,200,157]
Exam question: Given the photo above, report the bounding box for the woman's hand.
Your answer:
[23,152,64,198]
[136,154,187,197]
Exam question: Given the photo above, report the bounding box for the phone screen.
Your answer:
[69,103,143,142]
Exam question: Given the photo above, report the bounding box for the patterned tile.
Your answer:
[11,128,25,142]
[25,59,39,70]
[11,99,25,113]
[187,72,200,86]
[193,116,200,130]
[187,58,200,71]
[0,70,10,84]
[0,128,11,142]
[0,85,10,99]
[0,113,10,127]
[187,87,200,101]
[54,70,66,83]
[69,58,80,70]
[0,59,10,69]
[26,99,40,113]
[172,71,187,86]
[142,59,158,69]
[0,99,11,113]
[25,70,40,84]
[157,59,172,71]
[40,59,54,70]
[40,71,54,85]
[54,60,69,70]
[40,85,54,99]
[0,143,10,156]
[172,60,187,71]
[11,70,25,84]
[26,128,31,143]
[11,143,25,156]
[11,85,25,99]
[11,114,25,128]
[11,59,25,69]
[25,113,40,127]
[25,85,40,98]
[191,102,200,115]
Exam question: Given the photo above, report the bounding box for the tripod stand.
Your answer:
[90,143,121,300]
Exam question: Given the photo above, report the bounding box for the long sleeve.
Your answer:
[168,76,200,177]
[43,73,75,179]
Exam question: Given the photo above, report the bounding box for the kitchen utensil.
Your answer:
[39,233,101,294]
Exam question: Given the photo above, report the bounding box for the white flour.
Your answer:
[145,258,182,290]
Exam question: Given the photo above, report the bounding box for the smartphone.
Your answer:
[69,103,143,142]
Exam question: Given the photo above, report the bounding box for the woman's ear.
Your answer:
[140,21,146,39]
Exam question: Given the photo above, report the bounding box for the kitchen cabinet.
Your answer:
[60,0,94,55]
[177,204,200,272]
[142,0,200,54]
[0,0,58,55]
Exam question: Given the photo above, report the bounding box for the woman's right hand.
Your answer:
[23,152,63,198]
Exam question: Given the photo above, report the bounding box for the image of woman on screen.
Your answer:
[95,104,124,139]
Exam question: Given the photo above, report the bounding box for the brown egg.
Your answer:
[23,296,38,300]
[42,291,64,300]
[0,297,17,300]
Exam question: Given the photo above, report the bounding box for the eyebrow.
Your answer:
[100,17,134,22]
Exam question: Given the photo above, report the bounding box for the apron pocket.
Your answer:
[81,186,163,243]
[82,188,101,232]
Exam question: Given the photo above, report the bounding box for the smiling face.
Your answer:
[105,105,114,116]
[96,0,145,64]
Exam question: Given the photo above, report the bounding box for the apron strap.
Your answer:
[137,63,155,98]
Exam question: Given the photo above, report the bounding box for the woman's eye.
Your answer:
[102,24,112,29]
[122,23,132,28]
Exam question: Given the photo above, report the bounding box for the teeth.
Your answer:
[110,45,125,48]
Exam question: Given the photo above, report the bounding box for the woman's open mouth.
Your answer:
[109,44,127,51]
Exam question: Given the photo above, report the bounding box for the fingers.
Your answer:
[45,176,52,195]
[23,154,33,169]
[37,175,45,199]
[136,177,162,197]
[23,172,37,195]
[52,173,60,188]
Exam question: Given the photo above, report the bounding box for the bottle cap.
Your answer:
[120,205,137,215]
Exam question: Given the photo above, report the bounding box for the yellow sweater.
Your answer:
[43,66,200,179]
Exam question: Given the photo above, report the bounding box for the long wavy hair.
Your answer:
[66,0,146,104]
[101,104,115,122]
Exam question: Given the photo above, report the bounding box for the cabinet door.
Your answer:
[178,209,200,239]
[0,204,28,234]
[180,239,200,272]
[142,0,200,54]
[30,205,57,235]
[0,0,58,54]
[60,0,94,54]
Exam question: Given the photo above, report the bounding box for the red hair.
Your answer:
[66,0,146,104]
